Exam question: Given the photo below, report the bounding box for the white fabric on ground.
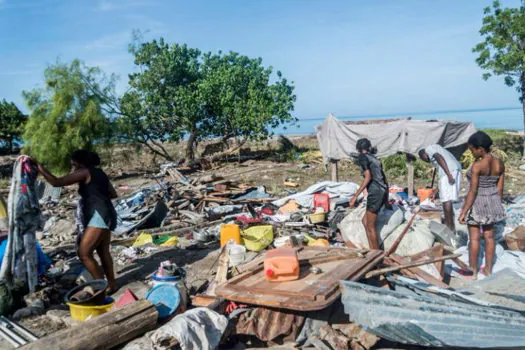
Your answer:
[272,181,359,209]
[148,307,228,350]
[338,204,404,249]
[448,244,525,280]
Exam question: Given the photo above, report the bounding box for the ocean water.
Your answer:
[275,107,524,135]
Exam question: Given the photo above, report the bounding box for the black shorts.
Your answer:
[366,185,387,214]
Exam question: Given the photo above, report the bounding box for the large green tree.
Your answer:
[0,100,26,152]
[473,0,525,154]
[23,60,115,173]
[199,51,296,147]
[121,38,296,161]
[120,39,202,160]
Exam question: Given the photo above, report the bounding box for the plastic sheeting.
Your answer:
[148,308,228,350]
[338,204,404,249]
[315,114,476,164]
[273,181,359,209]
[448,244,525,280]
[383,219,435,257]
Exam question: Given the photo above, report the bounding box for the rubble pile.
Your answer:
[1,162,525,350]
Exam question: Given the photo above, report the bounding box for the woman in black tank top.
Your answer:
[36,150,118,293]
[349,138,391,250]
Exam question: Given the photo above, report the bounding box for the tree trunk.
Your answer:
[185,130,197,162]
[140,139,173,161]
[522,81,525,160]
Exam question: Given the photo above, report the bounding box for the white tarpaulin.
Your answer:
[315,114,477,164]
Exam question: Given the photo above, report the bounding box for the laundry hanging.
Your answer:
[0,156,41,292]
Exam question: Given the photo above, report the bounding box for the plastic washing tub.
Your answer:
[68,297,114,321]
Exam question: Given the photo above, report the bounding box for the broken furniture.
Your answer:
[216,247,384,311]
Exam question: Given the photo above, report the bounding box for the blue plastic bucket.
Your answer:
[146,284,181,319]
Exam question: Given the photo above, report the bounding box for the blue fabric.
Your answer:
[0,239,51,275]
[87,210,109,229]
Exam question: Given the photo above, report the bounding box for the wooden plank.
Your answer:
[385,209,419,256]
[389,255,449,288]
[331,160,339,182]
[206,246,229,297]
[21,301,158,350]
[406,154,414,196]
[365,253,460,279]
[215,248,384,311]
[410,244,445,278]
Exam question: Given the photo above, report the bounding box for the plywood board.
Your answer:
[215,247,384,311]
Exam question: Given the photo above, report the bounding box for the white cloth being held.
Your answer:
[439,169,462,203]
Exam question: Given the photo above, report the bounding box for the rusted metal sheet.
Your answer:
[233,307,305,342]
[341,280,525,348]
[216,247,384,311]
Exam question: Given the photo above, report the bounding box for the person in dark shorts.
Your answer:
[349,138,390,249]
[36,150,118,292]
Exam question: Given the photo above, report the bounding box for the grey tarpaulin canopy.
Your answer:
[315,113,477,164]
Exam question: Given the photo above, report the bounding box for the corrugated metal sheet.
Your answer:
[388,273,525,312]
[341,280,525,348]
[233,307,305,342]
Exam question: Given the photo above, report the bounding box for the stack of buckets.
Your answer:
[221,224,246,266]
[149,262,188,318]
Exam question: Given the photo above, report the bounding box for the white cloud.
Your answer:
[82,31,131,51]
[0,69,36,77]
[96,0,151,12]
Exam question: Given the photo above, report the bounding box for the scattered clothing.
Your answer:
[466,168,506,226]
[75,199,85,248]
[0,156,41,292]
[0,239,50,276]
[0,196,8,240]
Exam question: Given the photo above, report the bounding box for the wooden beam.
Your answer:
[385,209,419,257]
[388,255,449,288]
[331,160,339,182]
[206,246,230,297]
[21,301,158,350]
[365,253,460,278]
[406,153,415,196]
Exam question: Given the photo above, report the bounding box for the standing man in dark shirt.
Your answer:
[349,138,390,249]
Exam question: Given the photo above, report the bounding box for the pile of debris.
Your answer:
[3,163,525,350]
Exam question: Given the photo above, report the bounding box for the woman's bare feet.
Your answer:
[106,281,118,295]
[481,266,492,277]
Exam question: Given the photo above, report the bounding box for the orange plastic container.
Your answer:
[417,187,434,202]
[313,193,330,212]
[220,224,241,247]
[264,248,300,282]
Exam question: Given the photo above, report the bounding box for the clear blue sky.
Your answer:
[0,0,522,120]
